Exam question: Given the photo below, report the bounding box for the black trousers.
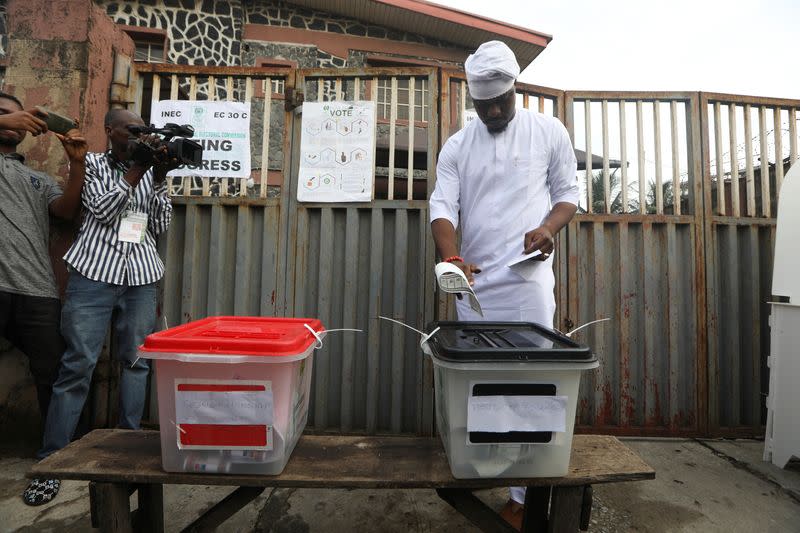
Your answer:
[0,290,65,422]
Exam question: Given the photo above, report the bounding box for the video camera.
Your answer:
[127,123,203,167]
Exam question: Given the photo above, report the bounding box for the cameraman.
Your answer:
[0,91,86,454]
[26,109,176,506]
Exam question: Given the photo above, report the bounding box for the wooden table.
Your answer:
[29,430,654,533]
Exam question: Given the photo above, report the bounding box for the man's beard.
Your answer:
[486,122,509,134]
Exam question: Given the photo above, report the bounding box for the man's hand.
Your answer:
[451,260,482,286]
[523,225,554,260]
[152,148,180,184]
[0,110,48,136]
[56,128,87,164]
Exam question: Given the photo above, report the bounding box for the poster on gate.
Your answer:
[149,100,251,178]
[297,100,376,202]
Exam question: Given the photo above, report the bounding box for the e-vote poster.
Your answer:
[298,100,376,202]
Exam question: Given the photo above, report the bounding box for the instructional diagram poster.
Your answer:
[150,100,251,178]
[298,101,376,202]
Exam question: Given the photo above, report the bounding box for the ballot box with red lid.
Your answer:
[138,316,324,475]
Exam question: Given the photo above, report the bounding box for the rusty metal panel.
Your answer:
[564,91,704,436]
[571,218,699,435]
[709,221,775,434]
[286,68,439,435]
[701,92,798,436]
[292,206,430,434]
[148,199,284,421]
[158,200,283,326]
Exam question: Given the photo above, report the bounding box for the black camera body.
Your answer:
[127,123,204,167]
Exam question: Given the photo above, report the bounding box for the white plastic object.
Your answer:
[764,162,800,468]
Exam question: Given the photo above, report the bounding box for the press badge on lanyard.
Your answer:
[117,188,148,244]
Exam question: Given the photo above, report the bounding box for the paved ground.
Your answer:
[1,438,798,532]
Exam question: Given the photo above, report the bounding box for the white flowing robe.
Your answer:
[429,108,579,326]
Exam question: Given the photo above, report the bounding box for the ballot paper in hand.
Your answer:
[435,262,483,317]
[506,249,543,268]
[506,249,546,282]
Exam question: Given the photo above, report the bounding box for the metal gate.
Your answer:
[129,64,440,435]
[564,92,706,436]
[285,67,439,435]
[700,93,798,437]
[122,63,797,438]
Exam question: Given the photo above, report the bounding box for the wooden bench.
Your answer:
[29,429,654,533]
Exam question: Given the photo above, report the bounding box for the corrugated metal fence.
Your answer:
[116,64,799,438]
[285,68,438,435]
[701,94,797,436]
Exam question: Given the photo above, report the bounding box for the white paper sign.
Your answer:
[435,261,483,316]
[298,101,376,202]
[175,381,273,426]
[150,100,251,178]
[467,395,568,433]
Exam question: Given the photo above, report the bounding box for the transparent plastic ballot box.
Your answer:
[138,316,324,475]
[425,321,598,479]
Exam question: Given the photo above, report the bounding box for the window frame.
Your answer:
[120,25,169,64]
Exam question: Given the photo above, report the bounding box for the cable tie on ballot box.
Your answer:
[303,324,363,349]
[378,315,440,351]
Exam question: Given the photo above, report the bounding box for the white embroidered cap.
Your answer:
[464,40,520,100]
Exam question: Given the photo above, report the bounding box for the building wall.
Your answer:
[0,0,134,445]
[95,0,464,68]
[95,0,244,65]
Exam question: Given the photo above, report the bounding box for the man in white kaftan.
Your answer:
[429,40,580,528]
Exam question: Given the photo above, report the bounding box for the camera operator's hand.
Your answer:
[56,128,87,164]
[152,144,181,184]
[0,110,48,136]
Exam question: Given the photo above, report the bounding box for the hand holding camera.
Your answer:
[57,129,88,164]
[34,107,77,135]
[0,109,49,136]
[27,108,86,163]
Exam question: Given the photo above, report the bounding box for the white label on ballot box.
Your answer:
[467,395,568,433]
[174,380,274,451]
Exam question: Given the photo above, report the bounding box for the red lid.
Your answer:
[139,316,325,356]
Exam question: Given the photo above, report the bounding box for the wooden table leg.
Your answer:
[547,486,584,533]
[435,489,518,533]
[91,482,132,533]
[521,486,551,532]
[579,486,593,531]
[135,484,164,533]
[180,486,265,533]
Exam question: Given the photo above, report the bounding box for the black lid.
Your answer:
[426,321,595,363]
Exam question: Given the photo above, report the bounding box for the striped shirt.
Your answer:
[64,151,172,286]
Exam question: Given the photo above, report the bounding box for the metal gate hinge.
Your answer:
[285,89,304,111]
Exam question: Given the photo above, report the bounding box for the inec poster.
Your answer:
[149,100,251,178]
[297,101,376,202]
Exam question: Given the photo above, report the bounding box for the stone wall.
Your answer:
[96,0,463,68]
[95,0,244,65]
